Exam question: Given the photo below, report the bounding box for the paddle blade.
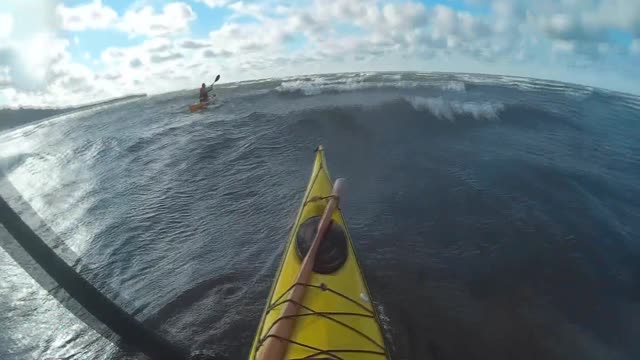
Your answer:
[214,74,220,83]
[333,178,346,199]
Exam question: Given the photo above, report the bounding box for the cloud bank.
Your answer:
[1,0,639,107]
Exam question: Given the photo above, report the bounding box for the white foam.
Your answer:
[382,74,402,80]
[406,96,505,122]
[276,77,424,95]
[275,74,469,96]
[441,81,466,92]
[276,78,328,95]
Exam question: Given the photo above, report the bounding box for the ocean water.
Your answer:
[1,72,639,359]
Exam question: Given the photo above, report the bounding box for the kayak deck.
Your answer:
[249,146,388,360]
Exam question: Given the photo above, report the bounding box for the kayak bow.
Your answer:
[250,146,389,360]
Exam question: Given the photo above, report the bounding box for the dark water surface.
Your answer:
[1,72,639,359]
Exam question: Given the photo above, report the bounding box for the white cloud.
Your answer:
[491,0,526,33]
[56,0,118,31]
[202,49,232,58]
[118,2,196,37]
[91,37,208,97]
[0,1,76,96]
[2,0,640,107]
[56,0,204,38]
[0,34,107,107]
[0,1,124,105]
[2,1,62,41]
[144,38,173,53]
[229,1,268,20]
[209,22,291,53]
[582,0,640,36]
[526,0,640,44]
[129,58,143,68]
[150,52,183,63]
[180,39,211,49]
[0,13,13,39]
[537,13,606,42]
[381,2,427,29]
[312,0,382,29]
[0,66,11,88]
[432,5,457,37]
[48,62,95,93]
[195,0,231,8]
[1,33,70,92]
[552,39,576,54]
[100,47,126,64]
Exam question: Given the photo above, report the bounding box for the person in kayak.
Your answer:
[193,76,220,110]
[199,83,212,103]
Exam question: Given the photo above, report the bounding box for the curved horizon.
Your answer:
[3,70,639,111]
[1,0,640,107]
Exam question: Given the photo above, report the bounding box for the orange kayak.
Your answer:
[189,100,209,112]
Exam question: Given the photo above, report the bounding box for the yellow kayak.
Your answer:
[249,146,389,360]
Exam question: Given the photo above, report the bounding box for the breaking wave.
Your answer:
[406,96,504,121]
[275,75,467,95]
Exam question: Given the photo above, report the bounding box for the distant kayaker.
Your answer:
[193,75,219,109]
[199,83,211,103]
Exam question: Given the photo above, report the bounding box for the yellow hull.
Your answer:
[249,146,389,360]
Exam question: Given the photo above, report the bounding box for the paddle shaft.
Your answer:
[205,74,220,93]
[257,178,345,360]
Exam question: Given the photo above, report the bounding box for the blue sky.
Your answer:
[1,0,639,106]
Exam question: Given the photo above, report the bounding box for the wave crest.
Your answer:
[406,96,504,121]
[275,75,466,96]
[442,81,466,92]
